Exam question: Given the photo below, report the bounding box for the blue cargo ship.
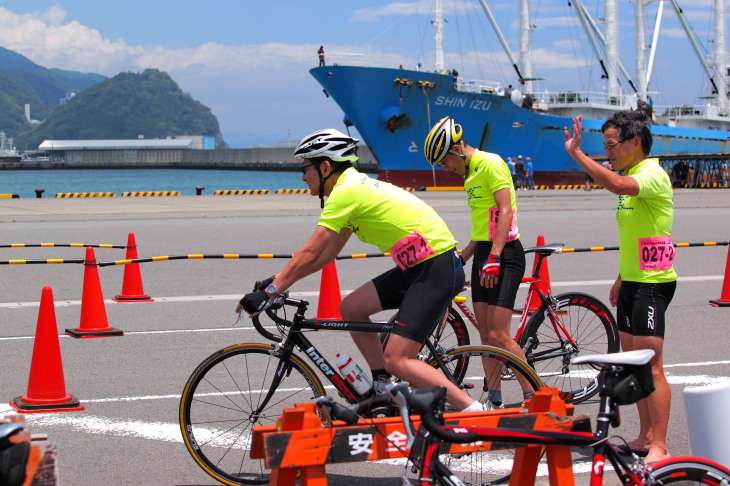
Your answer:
[309,0,729,188]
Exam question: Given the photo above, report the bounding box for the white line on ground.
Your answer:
[0,273,722,309]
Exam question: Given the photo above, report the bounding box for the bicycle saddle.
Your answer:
[0,423,23,447]
[572,349,654,368]
[523,243,565,255]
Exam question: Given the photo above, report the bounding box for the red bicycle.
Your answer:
[317,350,730,485]
[430,242,620,403]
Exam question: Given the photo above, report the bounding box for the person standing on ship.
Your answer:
[564,110,676,464]
[238,128,485,413]
[318,46,325,67]
[424,117,530,409]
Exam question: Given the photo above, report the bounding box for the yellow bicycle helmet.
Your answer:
[424,117,463,165]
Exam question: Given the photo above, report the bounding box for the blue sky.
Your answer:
[0,1,726,148]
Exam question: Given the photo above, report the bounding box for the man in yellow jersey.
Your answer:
[564,110,676,463]
[238,128,483,412]
[424,117,530,410]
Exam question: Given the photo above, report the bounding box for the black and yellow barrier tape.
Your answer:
[55,192,116,198]
[122,191,180,197]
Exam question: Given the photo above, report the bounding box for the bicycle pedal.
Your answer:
[461,383,475,390]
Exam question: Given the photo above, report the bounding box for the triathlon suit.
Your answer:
[318,167,465,343]
[616,158,677,338]
[465,150,525,309]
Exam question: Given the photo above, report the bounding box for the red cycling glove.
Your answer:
[479,254,501,280]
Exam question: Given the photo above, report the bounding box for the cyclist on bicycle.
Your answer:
[564,110,676,464]
[424,117,529,409]
[238,128,485,412]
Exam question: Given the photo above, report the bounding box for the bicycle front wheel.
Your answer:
[425,344,544,485]
[519,292,619,403]
[650,456,730,484]
[179,343,326,486]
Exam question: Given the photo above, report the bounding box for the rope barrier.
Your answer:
[0,259,85,265]
[0,243,126,249]
[2,241,727,266]
[97,254,295,267]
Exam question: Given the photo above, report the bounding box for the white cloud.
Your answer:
[0,6,140,74]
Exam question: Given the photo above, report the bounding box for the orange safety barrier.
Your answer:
[251,388,585,486]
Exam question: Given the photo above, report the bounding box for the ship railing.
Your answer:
[536,90,635,107]
[454,78,504,94]
[308,53,374,69]
[655,103,729,119]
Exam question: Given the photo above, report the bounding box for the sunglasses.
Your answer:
[300,163,316,174]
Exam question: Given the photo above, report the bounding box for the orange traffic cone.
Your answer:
[710,245,730,307]
[65,247,124,338]
[525,234,551,314]
[315,261,343,320]
[11,287,85,413]
[113,232,153,302]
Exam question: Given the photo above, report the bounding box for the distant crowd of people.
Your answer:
[505,155,535,190]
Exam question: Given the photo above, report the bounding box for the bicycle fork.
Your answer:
[248,343,295,423]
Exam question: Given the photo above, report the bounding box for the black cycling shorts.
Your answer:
[617,280,676,338]
[471,239,526,310]
[373,248,465,343]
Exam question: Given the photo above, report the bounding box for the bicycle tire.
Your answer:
[519,292,619,403]
[179,343,326,486]
[424,344,544,486]
[649,456,730,484]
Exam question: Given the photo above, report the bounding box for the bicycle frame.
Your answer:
[250,297,459,418]
[453,249,580,350]
[416,392,648,486]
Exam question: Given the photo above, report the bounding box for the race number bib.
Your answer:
[488,208,518,242]
[390,231,435,270]
[638,236,675,270]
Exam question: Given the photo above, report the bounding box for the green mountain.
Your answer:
[0,46,223,150]
[0,46,105,137]
[15,69,223,149]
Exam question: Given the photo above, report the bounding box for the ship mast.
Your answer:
[714,0,728,115]
[433,0,445,72]
[519,0,534,95]
[605,0,621,99]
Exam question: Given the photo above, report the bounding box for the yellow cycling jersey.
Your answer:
[464,150,519,242]
[318,168,457,259]
[617,158,677,283]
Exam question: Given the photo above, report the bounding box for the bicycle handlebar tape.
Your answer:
[11,287,85,413]
[113,233,153,303]
[710,245,730,307]
[315,261,343,320]
[65,247,124,338]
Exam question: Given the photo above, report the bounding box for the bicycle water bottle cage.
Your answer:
[601,363,655,405]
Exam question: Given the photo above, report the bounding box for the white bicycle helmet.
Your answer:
[424,117,463,165]
[294,128,360,163]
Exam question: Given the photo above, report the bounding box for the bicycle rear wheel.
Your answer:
[519,292,619,403]
[650,456,730,484]
[179,343,325,486]
[425,344,544,485]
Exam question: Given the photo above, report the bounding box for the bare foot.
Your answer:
[645,447,671,465]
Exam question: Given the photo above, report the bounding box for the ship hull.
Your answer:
[311,65,730,188]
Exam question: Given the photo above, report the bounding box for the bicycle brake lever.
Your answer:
[232,310,245,327]
[391,387,415,450]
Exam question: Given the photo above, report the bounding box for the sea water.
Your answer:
[0,169,309,198]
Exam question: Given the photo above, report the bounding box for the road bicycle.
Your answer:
[317,351,730,485]
[179,292,544,486]
[430,242,620,404]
